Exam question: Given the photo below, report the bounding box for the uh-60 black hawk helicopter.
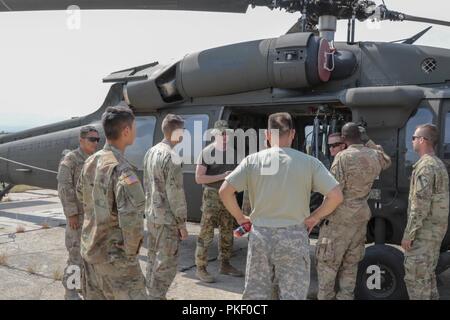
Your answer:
[1,0,450,300]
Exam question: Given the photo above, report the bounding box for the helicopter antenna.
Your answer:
[389,26,433,44]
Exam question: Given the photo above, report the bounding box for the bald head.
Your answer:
[341,122,362,144]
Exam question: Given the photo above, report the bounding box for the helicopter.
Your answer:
[1,0,450,300]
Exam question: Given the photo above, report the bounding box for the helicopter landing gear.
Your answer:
[356,245,408,300]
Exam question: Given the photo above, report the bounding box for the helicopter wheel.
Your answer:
[355,244,408,300]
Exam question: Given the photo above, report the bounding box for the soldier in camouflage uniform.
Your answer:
[57,125,99,300]
[315,123,391,300]
[144,114,189,300]
[194,120,243,283]
[77,106,147,300]
[402,124,449,300]
[221,113,343,300]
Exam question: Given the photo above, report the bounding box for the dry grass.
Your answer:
[10,185,40,193]
[16,225,26,233]
[40,223,50,229]
[26,265,36,275]
[52,269,63,281]
[0,253,8,266]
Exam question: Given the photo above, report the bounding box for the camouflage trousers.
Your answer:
[316,220,367,300]
[63,214,83,293]
[82,257,147,300]
[243,224,310,300]
[195,188,234,267]
[146,223,180,300]
[404,238,441,300]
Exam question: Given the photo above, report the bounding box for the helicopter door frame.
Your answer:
[439,99,450,161]
[438,99,450,251]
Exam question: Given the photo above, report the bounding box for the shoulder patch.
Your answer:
[121,173,139,185]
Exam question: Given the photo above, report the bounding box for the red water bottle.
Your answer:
[234,221,252,238]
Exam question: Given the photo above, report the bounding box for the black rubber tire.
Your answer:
[355,244,408,300]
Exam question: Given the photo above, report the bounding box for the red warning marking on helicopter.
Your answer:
[318,38,332,82]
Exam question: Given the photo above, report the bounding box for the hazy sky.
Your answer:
[1,0,450,132]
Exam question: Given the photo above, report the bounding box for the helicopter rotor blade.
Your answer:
[377,5,450,28]
[0,0,255,13]
[401,14,450,27]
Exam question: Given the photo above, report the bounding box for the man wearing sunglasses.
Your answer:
[402,124,449,300]
[315,123,391,300]
[328,133,347,157]
[57,125,100,300]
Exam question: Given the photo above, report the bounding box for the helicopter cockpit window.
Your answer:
[174,114,209,165]
[124,116,156,170]
[404,107,433,168]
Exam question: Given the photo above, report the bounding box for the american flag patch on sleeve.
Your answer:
[124,174,139,185]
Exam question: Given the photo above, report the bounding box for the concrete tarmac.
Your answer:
[0,189,449,300]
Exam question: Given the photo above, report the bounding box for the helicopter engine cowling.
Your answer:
[124,32,342,110]
[178,32,330,97]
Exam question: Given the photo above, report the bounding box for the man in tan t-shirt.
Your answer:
[219,112,343,300]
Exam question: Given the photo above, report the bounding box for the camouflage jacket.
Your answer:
[57,148,88,218]
[77,143,145,264]
[330,143,391,225]
[143,141,187,228]
[403,154,449,242]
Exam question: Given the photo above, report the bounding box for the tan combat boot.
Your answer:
[219,261,244,277]
[196,266,215,283]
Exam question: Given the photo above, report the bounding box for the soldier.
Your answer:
[57,125,99,300]
[402,124,449,300]
[220,112,343,300]
[77,106,147,300]
[144,114,189,300]
[195,120,243,283]
[313,123,391,300]
[328,133,346,157]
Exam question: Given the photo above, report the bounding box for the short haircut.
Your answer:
[341,122,361,141]
[417,123,439,146]
[162,114,184,136]
[268,112,293,136]
[101,106,135,140]
[79,125,98,139]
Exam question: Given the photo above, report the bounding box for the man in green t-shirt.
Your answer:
[219,112,343,300]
